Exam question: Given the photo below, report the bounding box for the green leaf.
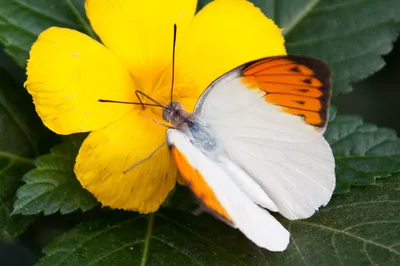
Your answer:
[0,68,43,237]
[162,185,199,212]
[0,198,33,238]
[281,0,400,95]
[0,0,95,67]
[36,211,271,266]
[12,135,98,216]
[0,69,39,161]
[36,176,400,266]
[0,46,25,83]
[269,176,400,266]
[326,107,400,193]
[197,0,400,95]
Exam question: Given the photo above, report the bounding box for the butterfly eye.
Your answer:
[162,108,172,122]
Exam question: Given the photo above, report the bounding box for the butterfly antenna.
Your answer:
[98,99,165,109]
[170,24,177,104]
[135,90,167,108]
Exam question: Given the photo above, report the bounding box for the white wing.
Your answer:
[167,129,290,251]
[194,56,335,220]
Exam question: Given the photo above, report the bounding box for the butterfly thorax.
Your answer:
[163,102,218,154]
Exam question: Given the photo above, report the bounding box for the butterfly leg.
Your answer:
[123,141,167,173]
[140,113,174,129]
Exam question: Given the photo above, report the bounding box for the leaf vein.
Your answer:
[333,233,344,266]
[363,241,375,265]
[313,0,365,13]
[86,240,145,266]
[283,0,320,36]
[288,223,308,266]
[322,200,400,211]
[343,220,400,232]
[0,16,37,38]
[295,221,400,255]
[157,214,239,258]
[44,216,144,265]
[0,93,38,156]
[151,236,203,265]
[0,159,14,178]
[65,0,96,38]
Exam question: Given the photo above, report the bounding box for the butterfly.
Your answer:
[101,26,335,252]
[163,54,335,252]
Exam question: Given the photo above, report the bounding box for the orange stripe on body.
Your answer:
[171,146,232,223]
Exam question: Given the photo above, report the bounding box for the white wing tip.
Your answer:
[252,225,290,252]
[238,209,291,252]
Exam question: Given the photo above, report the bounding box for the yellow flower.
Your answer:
[25,0,286,213]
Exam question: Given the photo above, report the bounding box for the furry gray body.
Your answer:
[163,102,218,155]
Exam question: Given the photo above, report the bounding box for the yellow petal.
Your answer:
[176,0,286,106]
[85,0,197,92]
[25,27,135,135]
[75,110,177,213]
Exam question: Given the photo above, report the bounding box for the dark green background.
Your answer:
[334,39,400,132]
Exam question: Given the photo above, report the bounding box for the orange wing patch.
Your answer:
[266,94,322,112]
[171,146,232,223]
[241,56,331,129]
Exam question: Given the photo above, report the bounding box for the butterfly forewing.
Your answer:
[241,55,331,131]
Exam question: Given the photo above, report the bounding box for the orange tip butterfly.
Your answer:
[164,54,335,252]
[100,25,335,252]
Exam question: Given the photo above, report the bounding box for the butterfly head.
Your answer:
[163,101,193,129]
[162,102,183,122]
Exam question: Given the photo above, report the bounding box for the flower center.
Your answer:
[132,66,199,126]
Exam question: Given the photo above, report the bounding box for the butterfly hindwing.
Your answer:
[167,129,290,251]
[170,142,232,224]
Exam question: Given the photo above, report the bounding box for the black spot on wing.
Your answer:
[290,66,301,73]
